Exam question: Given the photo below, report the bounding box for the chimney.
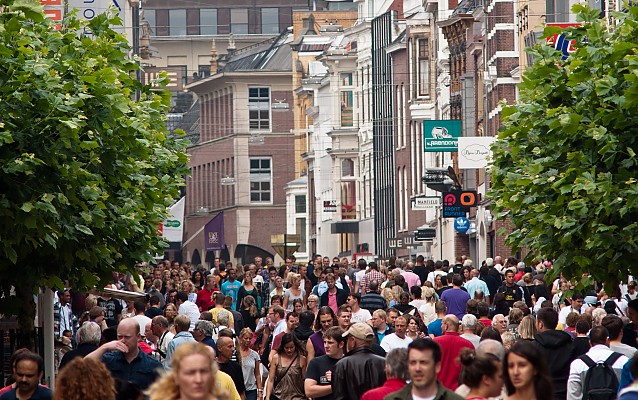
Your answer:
[210,39,218,75]
[302,14,317,35]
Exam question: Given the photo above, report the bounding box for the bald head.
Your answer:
[443,314,459,332]
[470,269,479,278]
[119,317,140,334]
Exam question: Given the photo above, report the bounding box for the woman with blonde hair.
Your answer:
[239,328,262,400]
[381,287,396,308]
[419,287,437,324]
[148,341,227,400]
[517,315,536,341]
[53,357,116,400]
[284,273,306,311]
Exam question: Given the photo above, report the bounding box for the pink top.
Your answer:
[328,291,338,315]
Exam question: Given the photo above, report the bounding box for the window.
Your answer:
[341,181,356,220]
[143,9,155,35]
[250,158,272,203]
[198,65,211,79]
[415,38,430,97]
[295,195,306,213]
[200,9,217,35]
[340,91,353,127]
[261,8,279,34]
[342,159,354,177]
[231,9,248,34]
[248,87,270,130]
[169,9,186,36]
[340,72,353,85]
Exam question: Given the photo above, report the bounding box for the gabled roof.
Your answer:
[222,30,293,72]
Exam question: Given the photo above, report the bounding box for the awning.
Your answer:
[331,221,359,234]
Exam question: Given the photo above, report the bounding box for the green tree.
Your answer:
[490,5,638,291]
[0,1,189,346]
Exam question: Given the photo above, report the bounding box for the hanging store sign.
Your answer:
[423,120,462,152]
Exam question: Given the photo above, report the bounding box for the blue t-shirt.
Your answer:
[0,386,52,400]
[222,280,242,309]
[428,318,443,337]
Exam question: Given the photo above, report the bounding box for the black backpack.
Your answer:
[579,352,623,400]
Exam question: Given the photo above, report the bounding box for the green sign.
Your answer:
[423,120,462,152]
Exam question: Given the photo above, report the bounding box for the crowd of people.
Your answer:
[5,254,638,399]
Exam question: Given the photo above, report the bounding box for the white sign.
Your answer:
[411,196,441,210]
[323,200,337,213]
[67,0,125,32]
[162,197,185,242]
[458,136,496,169]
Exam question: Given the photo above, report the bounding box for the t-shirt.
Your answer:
[218,361,246,395]
[428,318,443,337]
[222,280,242,309]
[97,297,123,327]
[380,333,413,352]
[0,386,53,400]
[440,288,471,319]
[351,308,372,324]
[284,288,306,311]
[240,349,261,391]
[305,355,341,400]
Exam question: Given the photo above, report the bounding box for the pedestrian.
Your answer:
[0,351,52,400]
[304,326,345,400]
[85,317,162,391]
[504,341,553,400]
[265,332,307,400]
[59,321,101,370]
[53,357,115,400]
[147,342,226,400]
[534,307,577,400]
[567,325,627,400]
[332,323,386,400]
[360,348,409,400]
[384,338,463,400]
[458,348,503,400]
[239,328,263,400]
[433,314,474,390]
[306,306,337,363]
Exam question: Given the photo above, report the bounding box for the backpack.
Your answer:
[579,352,623,400]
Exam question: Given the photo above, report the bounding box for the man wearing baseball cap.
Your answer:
[331,323,386,400]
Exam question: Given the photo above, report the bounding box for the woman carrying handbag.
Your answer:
[264,333,307,400]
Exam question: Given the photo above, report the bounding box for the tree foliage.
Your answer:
[0,0,189,319]
[490,5,638,290]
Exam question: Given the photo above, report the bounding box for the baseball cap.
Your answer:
[342,322,374,340]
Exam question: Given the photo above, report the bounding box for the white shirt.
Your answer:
[178,300,201,331]
[426,270,446,285]
[133,314,152,333]
[567,344,628,400]
[380,333,413,352]
[272,318,287,337]
[355,269,367,292]
[351,308,372,324]
[558,304,585,325]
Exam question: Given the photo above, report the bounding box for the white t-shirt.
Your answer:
[426,270,446,285]
[380,333,413,352]
[351,308,372,324]
[355,269,367,292]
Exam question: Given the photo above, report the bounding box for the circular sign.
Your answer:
[454,217,470,233]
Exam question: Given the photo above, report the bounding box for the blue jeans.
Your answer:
[245,389,257,400]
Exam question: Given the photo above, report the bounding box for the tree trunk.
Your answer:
[15,282,36,351]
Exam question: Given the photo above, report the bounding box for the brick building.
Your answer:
[182,33,297,265]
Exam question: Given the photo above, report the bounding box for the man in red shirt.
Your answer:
[433,314,473,390]
[196,274,216,312]
[361,348,408,400]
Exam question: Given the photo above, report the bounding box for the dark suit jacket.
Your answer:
[320,287,348,309]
